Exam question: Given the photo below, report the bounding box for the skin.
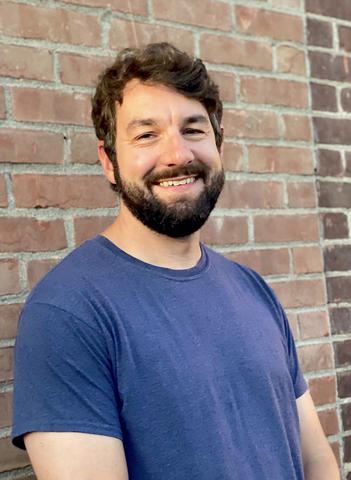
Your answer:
[24,80,340,480]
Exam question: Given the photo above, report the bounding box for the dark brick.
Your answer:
[334,340,351,367]
[318,181,351,208]
[339,25,351,52]
[327,277,351,304]
[309,51,351,82]
[341,88,351,112]
[311,83,337,112]
[345,435,351,462]
[324,245,351,271]
[314,117,351,145]
[345,152,351,177]
[341,402,351,430]
[330,307,351,335]
[338,371,351,399]
[307,18,333,47]
[321,213,349,239]
[317,150,342,177]
[306,0,351,20]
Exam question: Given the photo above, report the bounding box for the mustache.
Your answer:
[144,162,210,187]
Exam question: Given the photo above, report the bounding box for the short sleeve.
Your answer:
[12,302,123,449]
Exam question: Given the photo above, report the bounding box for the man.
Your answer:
[12,43,339,479]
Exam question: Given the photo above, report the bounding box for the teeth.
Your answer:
[159,177,196,187]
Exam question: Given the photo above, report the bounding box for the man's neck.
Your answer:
[101,205,202,270]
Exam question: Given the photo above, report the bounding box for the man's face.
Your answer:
[112,79,224,238]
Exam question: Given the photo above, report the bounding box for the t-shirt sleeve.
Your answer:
[12,301,123,450]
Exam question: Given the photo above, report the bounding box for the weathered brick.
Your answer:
[318,408,339,436]
[270,279,326,309]
[0,44,54,81]
[270,0,301,9]
[223,109,279,139]
[287,312,298,340]
[345,435,351,462]
[0,218,67,252]
[153,0,231,30]
[254,214,319,242]
[74,216,115,246]
[0,174,7,207]
[297,343,333,372]
[308,376,336,406]
[327,277,351,304]
[109,18,194,52]
[282,115,311,142]
[0,129,63,164]
[306,0,351,20]
[11,88,92,126]
[325,245,351,272]
[330,307,351,335]
[240,76,308,108]
[307,18,333,47]
[298,310,328,339]
[200,216,248,246]
[311,83,337,112]
[209,71,236,103]
[293,246,323,274]
[309,51,351,82]
[60,0,147,14]
[236,6,303,42]
[0,2,101,46]
[0,436,30,473]
[248,146,314,174]
[338,371,351,399]
[345,152,351,177]
[287,182,316,208]
[218,180,284,209]
[317,150,342,177]
[0,259,20,296]
[0,347,14,382]
[335,340,351,367]
[225,248,290,276]
[200,34,272,71]
[341,402,351,430]
[331,442,340,467]
[339,26,351,53]
[59,53,112,87]
[13,174,117,209]
[0,86,5,119]
[0,304,22,339]
[0,391,12,428]
[321,212,349,239]
[341,88,351,113]
[27,259,60,290]
[222,142,244,172]
[318,181,351,208]
[70,131,98,165]
[277,46,306,76]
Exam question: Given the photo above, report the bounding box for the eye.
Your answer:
[135,132,156,141]
[184,128,205,135]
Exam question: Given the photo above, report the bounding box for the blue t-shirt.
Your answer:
[13,235,307,479]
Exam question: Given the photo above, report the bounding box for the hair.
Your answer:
[91,42,223,174]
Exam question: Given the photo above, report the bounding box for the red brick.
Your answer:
[309,376,336,406]
[307,18,333,48]
[317,150,343,177]
[311,83,337,112]
[0,347,14,382]
[341,88,351,113]
[298,310,328,340]
[342,403,351,430]
[331,442,340,467]
[0,304,22,339]
[13,174,117,209]
[254,214,319,243]
[222,142,244,172]
[209,71,236,103]
[0,436,30,473]
[287,312,298,340]
[109,18,194,53]
[0,2,101,46]
[74,216,115,246]
[309,51,351,82]
[0,129,63,164]
[0,44,54,81]
[339,26,351,53]
[297,343,333,372]
[0,391,12,428]
[271,279,326,309]
[0,86,5,119]
[218,180,284,209]
[293,246,323,275]
[318,408,339,436]
[0,218,67,252]
[0,174,7,207]
[282,115,311,141]
[0,259,20,295]
[70,131,98,165]
[287,182,316,208]
[226,248,290,276]
[345,435,351,462]
[236,6,303,42]
[306,0,351,20]
[318,181,351,208]
[152,0,231,30]
[200,34,272,71]
[330,307,351,335]
[11,88,92,126]
[327,277,351,304]
[59,53,112,87]
[27,259,60,290]
[248,146,314,174]
[200,216,248,246]
[240,76,308,108]
[325,245,351,272]
[223,109,279,139]
[277,46,306,76]
[338,371,351,399]
[60,0,147,14]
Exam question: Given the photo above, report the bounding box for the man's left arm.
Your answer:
[297,390,340,479]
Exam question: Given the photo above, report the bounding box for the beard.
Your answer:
[113,161,225,238]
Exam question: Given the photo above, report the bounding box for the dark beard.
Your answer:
[114,163,225,238]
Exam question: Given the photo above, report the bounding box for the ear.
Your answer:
[219,126,224,157]
[98,141,116,185]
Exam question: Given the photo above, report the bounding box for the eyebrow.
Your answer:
[126,115,210,134]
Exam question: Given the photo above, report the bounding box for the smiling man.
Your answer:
[12,43,339,480]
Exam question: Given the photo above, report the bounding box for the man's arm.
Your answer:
[297,390,340,480]
[24,432,129,480]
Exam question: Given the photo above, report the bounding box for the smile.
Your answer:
[158,176,197,187]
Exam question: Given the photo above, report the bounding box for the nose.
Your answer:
[160,131,195,167]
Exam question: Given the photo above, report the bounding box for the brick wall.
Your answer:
[0,0,350,478]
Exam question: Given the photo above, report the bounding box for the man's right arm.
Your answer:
[24,431,129,480]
